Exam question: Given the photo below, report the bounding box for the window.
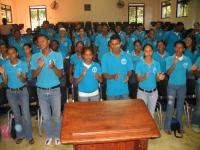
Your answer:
[1,4,12,23]
[161,1,171,19]
[176,0,189,17]
[128,3,144,24]
[29,6,47,30]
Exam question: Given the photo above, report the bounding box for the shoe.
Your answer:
[55,138,61,145]
[164,130,172,135]
[29,138,35,144]
[16,138,24,144]
[45,138,52,145]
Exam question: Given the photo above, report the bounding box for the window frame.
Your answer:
[0,3,13,23]
[176,0,189,18]
[161,1,171,19]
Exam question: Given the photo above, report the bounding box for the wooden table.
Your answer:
[61,100,160,150]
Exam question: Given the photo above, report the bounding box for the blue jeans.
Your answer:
[164,84,186,131]
[78,94,100,102]
[6,87,33,140]
[192,84,200,128]
[107,94,129,100]
[37,87,61,139]
[137,89,158,118]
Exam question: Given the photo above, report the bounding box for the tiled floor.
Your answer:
[0,113,200,150]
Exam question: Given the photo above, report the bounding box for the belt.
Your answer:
[7,85,26,91]
[37,85,60,90]
[139,87,157,93]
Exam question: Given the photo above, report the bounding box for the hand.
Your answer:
[48,59,55,69]
[94,73,100,80]
[157,73,165,81]
[0,66,4,74]
[192,64,198,71]
[124,75,129,83]
[69,75,73,84]
[173,56,179,65]
[37,58,44,68]
[112,73,119,80]
[16,71,22,78]
[82,68,87,77]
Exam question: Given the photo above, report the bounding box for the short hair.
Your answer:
[109,34,121,42]
[176,22,184,26]
[51,39,60,46]
[8,46,18,53]
[37,34,49,40]
[82,47,94,55]
[157,40,166,46]
[143,44,153,51]
[0,42,7,47]
[75,41,84,47]
[43,20,49,24]
[174,40,186,48]
[23,43,32,48]
[134,40,142,46]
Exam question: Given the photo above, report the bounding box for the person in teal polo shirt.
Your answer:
[75,27,91,47]
[8,29,27,58]
[192,56,200,133]
[126,24,137,53]
[136,44,165,117]
[132,23,146,42]
[102,34,133,100]
[39,21,56,40]
[164,41,197,134]
[143,29,157,51]
[94,23,112,62]
[194,22,200,48]
[155,22,164,41]
[164,22,184,56]
[0,47,34,144]
[74,47,102,102]
[115,24,126,48]
[128,40,143,98]
[30,34,63,145]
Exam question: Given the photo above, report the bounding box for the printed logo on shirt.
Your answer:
[183,63,188,69]
[49,59,55,64]
[121,58,127,65]
[92,67,97,73]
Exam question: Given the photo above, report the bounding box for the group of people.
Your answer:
[0,18,200,145]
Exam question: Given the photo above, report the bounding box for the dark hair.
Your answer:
[37,34,49,40]
[134,40,142,46]
[185,36,196,53]
[174,40,186,48]
[13,29,20,34]
[43,20,49,24]
[109,34,121,42]
[23,43,32,48]
[79,27,85,31]
[143,44,153,51]
[0,42,8,48]
[82,47,94,56]
[101,23,109,28]
[76,41,84,47]
[176,22,184,26]
[51,40,60,46]
[157,40,166,46]
[8,47,18,53]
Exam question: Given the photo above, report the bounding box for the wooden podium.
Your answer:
[61,100,160,150]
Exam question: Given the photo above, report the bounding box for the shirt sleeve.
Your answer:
[95,36,100,47]
[126,55,134,72]
[30,55,38,70]
[101,56,108,74]
[187,58,192,71]
[165,57,171,71]
[97,63,102,75]
[22,62,28,73]
[73,64,81,78]
[135,61,142,75]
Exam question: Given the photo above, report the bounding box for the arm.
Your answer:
[136,72,149,82]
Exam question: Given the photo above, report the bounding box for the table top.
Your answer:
[61,100,160,144]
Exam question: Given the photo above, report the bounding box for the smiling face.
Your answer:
[23,45,32,56]
[37,36,50,51]
[8,48,18,61]
[109,39,121,52]
[157,41,165,53]
[175,43,185,57]
[83,49,93,64]
[185,37,193,48]
[134,41,142,52]
[76,42,84,53]
[0,44,8,55]
[144,45,153,58]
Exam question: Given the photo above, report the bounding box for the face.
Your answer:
[144,45,153,58]
[109,39,121,52]
[14,31,21,39]
[26,29,32,35]
[149,30,155,38]
[59,30,66,37]
[155,22,161,29]
[137,25,143,31]
[102,25,108,34]
[83,50,93,63]
[126,26,132,34]
[115,26,121,33]
[79,28,85,36]
[76,42,84,53]
[8,48,18,61]
[157,42,165,52]
[38,36,50,50]
[134,42,142,52]
[175,43,184,57]
[43,22,49,29]
[97,25,102,33]
[23,45,32,56]
[185,37,193,48]
[51,41,59,52]
[0,45,7,54]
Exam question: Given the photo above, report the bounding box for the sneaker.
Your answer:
[45,138,52,145]
[55,138,61,145]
